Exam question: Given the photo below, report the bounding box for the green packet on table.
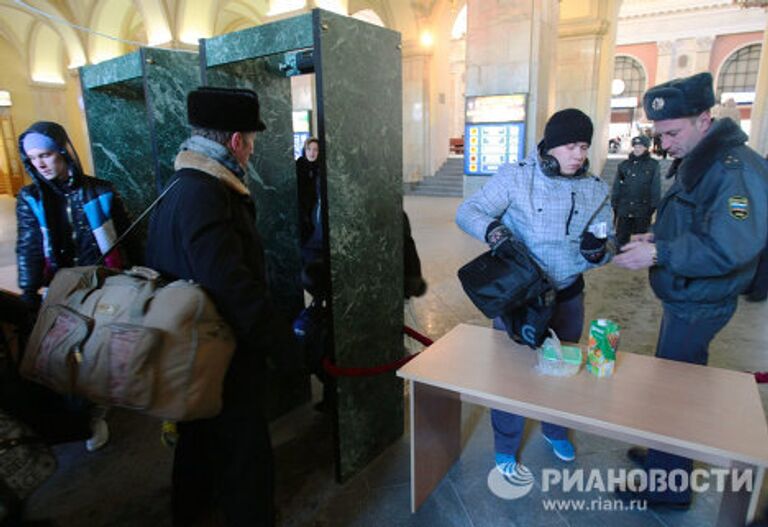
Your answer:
[587,319,620,378]
[536,330,583,377]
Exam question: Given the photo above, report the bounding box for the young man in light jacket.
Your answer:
[456,108,615,483]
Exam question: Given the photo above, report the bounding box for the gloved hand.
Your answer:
[580,231,607,263]
[485,221,513,252]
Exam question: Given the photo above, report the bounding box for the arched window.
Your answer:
[451,5,467,40]
[350,9,385,27]
[717,43,762,100]
[612,56,646,100]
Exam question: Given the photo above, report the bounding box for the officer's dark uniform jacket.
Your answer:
[611,151,661,218]
[651,118,768,319]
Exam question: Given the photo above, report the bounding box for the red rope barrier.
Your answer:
[321,326,434,378]
[403,325,434,346]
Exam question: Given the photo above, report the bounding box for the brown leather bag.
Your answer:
[20,266,235,421]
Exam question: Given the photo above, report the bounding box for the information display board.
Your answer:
[464,123,525,175]
[464,94,526,176]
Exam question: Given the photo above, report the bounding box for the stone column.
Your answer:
[749,25,768,155]
[402,40,431,183]
[656,40,674,85]
[695,37,714,74]
[556,0,621,175]
[464,0,560,194]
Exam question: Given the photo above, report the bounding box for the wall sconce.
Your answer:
[0,91,11,107]
[420,30,434,48]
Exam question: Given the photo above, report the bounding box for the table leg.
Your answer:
[715,462,762,527]
[410,381,461,512]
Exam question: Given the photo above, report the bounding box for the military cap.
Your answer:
[643,72,715,121]
[187,87,267,132]
[631,135,651,148]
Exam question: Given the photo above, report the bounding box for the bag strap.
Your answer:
[96,177,181,265]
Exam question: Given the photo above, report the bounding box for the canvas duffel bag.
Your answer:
[20,265,235,421]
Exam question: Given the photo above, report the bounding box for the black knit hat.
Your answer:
[542,109,593,150]
[643,72,715,121]
[187,87,267,132]
[632,135,651,148]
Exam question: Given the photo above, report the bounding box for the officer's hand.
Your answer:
[485,221,513,252]
[630,232,654,243]
[580,232,606,263]
[613,241,655,270]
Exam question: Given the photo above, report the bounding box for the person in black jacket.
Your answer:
[15,121,131,453]
[16,122,131,311]
[611,135,661,246]
[295,137,327,300]
[146,87,288,527]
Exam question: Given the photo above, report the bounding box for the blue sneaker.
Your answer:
[542,434,575,462]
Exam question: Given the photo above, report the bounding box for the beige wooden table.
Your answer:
[397,323,768,526]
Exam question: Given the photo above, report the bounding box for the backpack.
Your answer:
[20,265,235,421]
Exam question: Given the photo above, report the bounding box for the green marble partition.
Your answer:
[80,48,200,246]
[203,14,313,68]
[200,10,403,481]
[314,10,404,481]
[202,43,310,419]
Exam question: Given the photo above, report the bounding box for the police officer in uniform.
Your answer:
[614,72,768,507]
[611,135,661,246]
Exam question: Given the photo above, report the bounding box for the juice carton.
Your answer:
[587,319,620,378]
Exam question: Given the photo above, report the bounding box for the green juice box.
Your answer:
[587,319,620,378]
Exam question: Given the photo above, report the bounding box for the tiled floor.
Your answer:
[10,194,768,526]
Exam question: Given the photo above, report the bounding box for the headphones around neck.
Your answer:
[537,140,590,179]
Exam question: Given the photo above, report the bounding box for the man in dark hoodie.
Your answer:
[614,73,768,507]
[611,134,661,246]
[15,121,132,452]
[16,122,131,311]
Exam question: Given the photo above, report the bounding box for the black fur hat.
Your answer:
[187,87,267,132]
[643,72,715,121]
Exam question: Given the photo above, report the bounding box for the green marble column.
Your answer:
[314,10,404,482]
[201,9,404,481]
[202,27,312,420]
[80,48,200,247]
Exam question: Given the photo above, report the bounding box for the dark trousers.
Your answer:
[490,293,585,457]
[643,305,734,503]
[172,406,274,526]
[615,215,652,247]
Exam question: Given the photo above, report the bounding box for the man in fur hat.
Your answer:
[614,72,768,507]
[146,87,288,526]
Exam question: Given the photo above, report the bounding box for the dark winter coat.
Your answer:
[651,118,768,320]
[403,212,427,298]
[611,151,661,218]
[296,155,321,246]
[145,149,289,412]
[16,122,131,307]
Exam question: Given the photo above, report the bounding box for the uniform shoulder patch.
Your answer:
[728,196,749,220]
